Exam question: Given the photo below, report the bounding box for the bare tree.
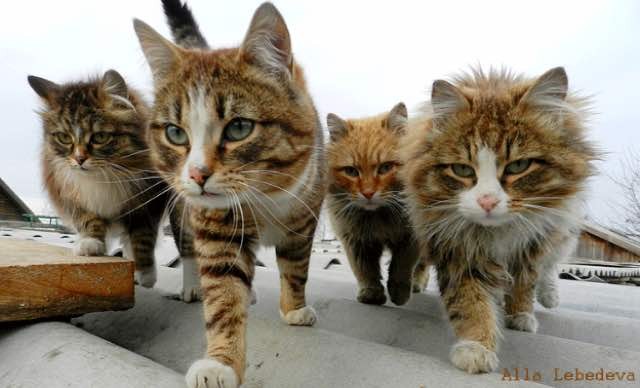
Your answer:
[611,149,640,239]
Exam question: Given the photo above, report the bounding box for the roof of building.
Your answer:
[582,221,640,257]
[0,178,34,217]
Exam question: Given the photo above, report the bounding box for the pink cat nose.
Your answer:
[75,155,88,166]
[477,194,499,213]
[361,189,376,200]
[189,165,211,186]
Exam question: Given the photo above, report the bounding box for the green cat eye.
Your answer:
[505,159,533,175]
[377,162,394,175]
[54,132,72,145]
[451,163,475,178]
[91,132,112,145]
[342,166,359,177]
[224,118,255,142]
[165,124,189,145]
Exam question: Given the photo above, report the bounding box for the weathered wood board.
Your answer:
[0,239,134,322]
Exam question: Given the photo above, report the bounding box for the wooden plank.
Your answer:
[0,239,134,322]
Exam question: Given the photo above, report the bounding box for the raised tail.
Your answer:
[161,0,208,49]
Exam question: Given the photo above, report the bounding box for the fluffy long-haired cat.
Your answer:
[28,70,183,287]
[136,1,326,386]
[326,103,429,306]
[401,67,596,373]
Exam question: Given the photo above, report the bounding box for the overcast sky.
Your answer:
[1,0,639,227]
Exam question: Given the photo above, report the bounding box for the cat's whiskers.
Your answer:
[242,177,319,223]
[238,183,312,238]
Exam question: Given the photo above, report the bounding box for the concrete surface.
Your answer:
[0,321,184,388]
[1,231,639,388]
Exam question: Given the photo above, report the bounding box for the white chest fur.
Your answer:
[65,170,132,219]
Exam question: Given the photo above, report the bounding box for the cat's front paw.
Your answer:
[134,266,157,288]
[450,340,498,374]
[537,286,559,309]
[280,306,317,326]
[506,312,539,333]
[73,237,105,256]
[186,358,238,388]
[357,286,386,305]
[387,280,412,305]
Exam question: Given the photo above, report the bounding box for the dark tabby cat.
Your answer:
[326,103,429,306]
[135,2,326,386]
[28,70,192,289]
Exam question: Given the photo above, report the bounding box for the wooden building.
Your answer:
[0,178,33,221]
[577,222,640,263]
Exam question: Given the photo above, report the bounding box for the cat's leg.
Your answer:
[439,262,501,374]
[387,240,421,305]
[72,211,107,256]
[344,239,386,305]
[126,219,159,288]
[186,210,256,388]
[276,234,316,326]
[169,200,201,302]
[536,231,577,308]
[412,255,431,293]
[505,260,539,333]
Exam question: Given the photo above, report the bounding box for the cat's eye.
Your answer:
[165,124,189,145]
[451,164,475,178]
[377,162,394,175]
[54,132,72,145]
[505,159,533,175]
[224,118,255,142]
[91,132,112,145]
[342,166,359,177]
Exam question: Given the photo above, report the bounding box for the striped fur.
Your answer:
[326,103,429,306]
[28,70,187,287]
[162,0,208,49]
[134,3,325,386]
[401,67,597,374]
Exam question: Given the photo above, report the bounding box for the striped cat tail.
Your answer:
[161,0,208,49]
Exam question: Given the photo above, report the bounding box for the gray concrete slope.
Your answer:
[74,286,545,388]
[0,322,184,388]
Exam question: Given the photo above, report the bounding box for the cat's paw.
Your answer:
[506,312,539,333]
[450,340,498,374]
[280,306,317,326]
[134,266,157,288]
[357,286,387,305]
[537,286,559,309]
[186,358,238,388]
[73,237,105,256]
[387,280,412,306]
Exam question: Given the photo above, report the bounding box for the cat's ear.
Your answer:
[431,80,469,119]
[327,113,348,141]
[133,19,180,83]
[388,102,408,134]
[520,66,568,107]
[240,2,293,78]
[102,70,128,99]
[27,75,60,104]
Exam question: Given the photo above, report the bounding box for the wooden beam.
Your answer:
[0,239,134,322]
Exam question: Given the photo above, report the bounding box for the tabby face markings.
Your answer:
[327,103,406,211]
[458,147,511,226]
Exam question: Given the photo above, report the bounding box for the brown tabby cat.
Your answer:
[401,67,596,373]
[326,103,429,306]
[28,70,175,287]
[135,2,325,386]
